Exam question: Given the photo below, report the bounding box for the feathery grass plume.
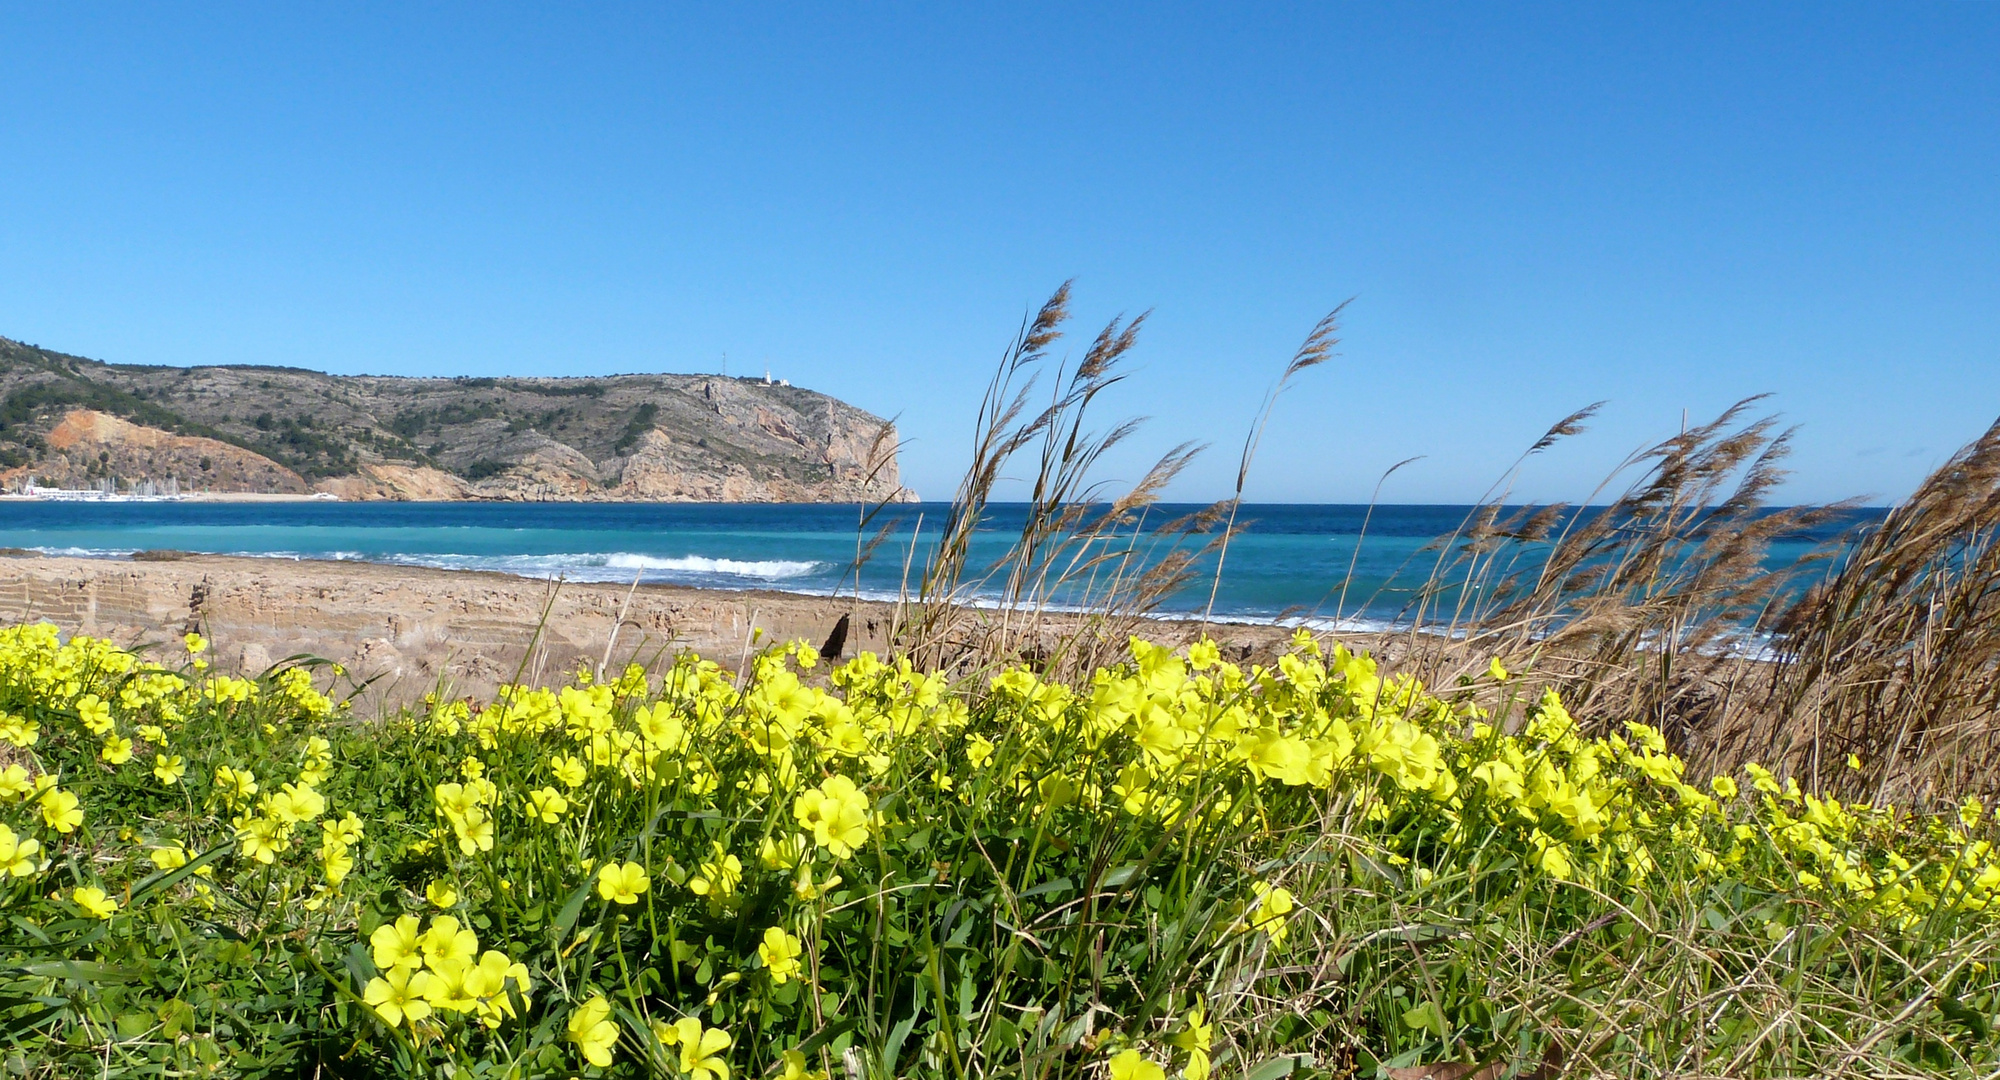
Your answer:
[899,284,1219,680]
[1399,399,1838,749]
[1201,301,1348,627]
[835,417,909,601]
[1742,415,2000,802]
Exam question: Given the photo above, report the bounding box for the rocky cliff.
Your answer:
[0,336,912,502]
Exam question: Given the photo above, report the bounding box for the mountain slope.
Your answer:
[0,337,910,502]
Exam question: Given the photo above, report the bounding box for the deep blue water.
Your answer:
[0,502,1883,628]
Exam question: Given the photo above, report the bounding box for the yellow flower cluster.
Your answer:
[10,618,2000,1078]
[364,914,532,1029]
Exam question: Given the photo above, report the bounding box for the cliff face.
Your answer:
[12,409,312,494]
[0,336,912,502]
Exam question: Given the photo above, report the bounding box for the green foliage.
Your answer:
[615,404,660,454]
[4,625,1998,1078]
[0,380,203,442]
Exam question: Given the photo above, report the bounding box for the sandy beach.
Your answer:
[0,551,1302,708]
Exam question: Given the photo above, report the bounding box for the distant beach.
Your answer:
[0,550,1306,706]
[0,500,1880,701]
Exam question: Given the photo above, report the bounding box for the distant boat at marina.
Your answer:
[1,479,189,502]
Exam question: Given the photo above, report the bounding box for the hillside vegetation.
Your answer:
[0,337,907,502]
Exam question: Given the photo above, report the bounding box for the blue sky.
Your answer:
[1,4,1995,504]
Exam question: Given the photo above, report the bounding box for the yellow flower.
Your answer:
[420,956,478,1012]
[0,824,43,878]
[671,1017,732,1080]
[267,782,326,824]
[567,994,619,1067]
[1711,775,1739,800]
[1170,1000,1212,1053]
[236,817,285,863]
[39,788,83,833]
[76,694,113,735]
[73,886,118,920]
[758,926,804,984]
[1246,882,1294,947]
[526,786,569,824]
[149,845,189,872]
[0,714,38,747]
[1962,796,1987,831]
[1109,1049,1166,1080]
[596,861,649,904]
[758,833,808,871]
[450,809,495,854]
[184,631,208,655]
[689,844,742,898]
[364,967,434,1028]
[0,764,32,799]
[370,914,424,970]
[420,915,479,968]
[776,1048,827,1080]
[100,735,134,765]
[552,754,588,788]
[1487,657,1511,682]
[793,774,871,859]
[153,755,186,785]
[1186,639,1220,669]
[214,765,259,804]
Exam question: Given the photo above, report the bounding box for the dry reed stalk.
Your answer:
[890,283,2000,804]
[895,284,1230,682]
[1743,417,2000,802]
[1386,394,2000,806]
[1397,400,1837,748]
[1200,302,1348,628]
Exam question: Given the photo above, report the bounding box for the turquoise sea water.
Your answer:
[0,502,1877,629]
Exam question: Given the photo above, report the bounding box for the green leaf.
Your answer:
[1400,1000,1447,1039]
[1020,876,1074,899]
[881,1013,919,1078]
[1243,1057,1299,1080]
[0,960,145,983]
[552,879,593,937]
[791,1016,861,1060]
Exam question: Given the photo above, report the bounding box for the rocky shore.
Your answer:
[0,552,1303,709]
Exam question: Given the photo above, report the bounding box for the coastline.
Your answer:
[0,491,338,503]
[0,551,1307,707]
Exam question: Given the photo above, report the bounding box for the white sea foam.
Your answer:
[371,551,826,583]
[600,553,821,578]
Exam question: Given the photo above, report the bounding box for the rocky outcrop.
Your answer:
[0,410,309,493]
[314,464,472,501]
[0,336,915,503]
[604,427,913,502]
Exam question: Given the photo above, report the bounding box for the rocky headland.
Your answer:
[0,336,911,503]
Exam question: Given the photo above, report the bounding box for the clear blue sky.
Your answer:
[2,4,1995,504]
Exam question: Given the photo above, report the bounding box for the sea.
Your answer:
[0,502,1879,631]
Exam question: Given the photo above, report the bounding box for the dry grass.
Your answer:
[880,283,2000,805]
[1382,402,2000,807]
[893,283,1252,681]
